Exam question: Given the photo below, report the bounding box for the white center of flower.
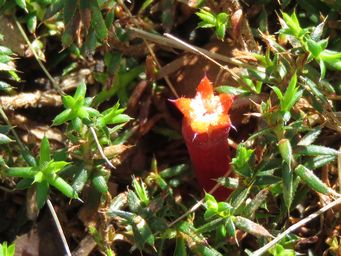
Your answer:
[189,93,223,124]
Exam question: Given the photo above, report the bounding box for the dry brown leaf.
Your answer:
[93,144,133,160]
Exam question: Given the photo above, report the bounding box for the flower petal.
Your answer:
[219,94,233,112]
[173,76,233,134]
[174,97,192,119]
[197,76,214,98]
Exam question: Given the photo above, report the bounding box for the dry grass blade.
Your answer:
[164,33,241,82]
[129,27,243,67]
[47,199,72,256]
[89,127,116,170]
[252,196,341,256]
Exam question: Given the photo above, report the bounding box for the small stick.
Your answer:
[328,95,341,100]
[164,33,241,82]
[129,27,243,67]
[47,199,72,256]
[89,126,115,169]
[252,196,341,256]
[72,234,97,256]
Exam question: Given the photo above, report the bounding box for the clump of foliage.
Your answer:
[0,0,340,255]
[0,241,15,256]
[196,9,230,40]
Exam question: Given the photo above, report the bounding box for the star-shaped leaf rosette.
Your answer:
[173,76,234,200]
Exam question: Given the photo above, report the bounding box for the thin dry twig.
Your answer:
[164,33,241,82]
[47,199,72,256]
[328,95,341,101]
[252,196,341,256]
[89,126,116,169]
[72,234,97,256]
[129,27,244,67]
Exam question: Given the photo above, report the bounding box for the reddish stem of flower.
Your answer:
[182,121,232,201]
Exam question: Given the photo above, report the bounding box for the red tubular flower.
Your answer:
[174,76,233,201]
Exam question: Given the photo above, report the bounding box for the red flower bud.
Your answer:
[174,76,233,200]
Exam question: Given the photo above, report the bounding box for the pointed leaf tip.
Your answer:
[39,136,51,165]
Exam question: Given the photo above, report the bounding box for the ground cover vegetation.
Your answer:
[0,0,341,255]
